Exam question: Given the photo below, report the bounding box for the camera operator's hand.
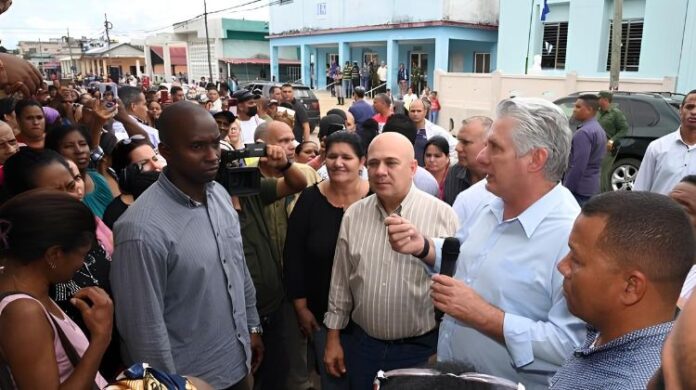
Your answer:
[0,0,12,15]
[261,144,289,170]
[0,53,43,98]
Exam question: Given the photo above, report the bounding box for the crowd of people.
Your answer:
[1,40,696,390]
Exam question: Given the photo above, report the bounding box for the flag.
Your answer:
[541,0,551,21]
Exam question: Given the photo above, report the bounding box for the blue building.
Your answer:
[497,0,696,93]
[268,0,499,93]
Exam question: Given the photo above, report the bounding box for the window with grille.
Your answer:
[606,20,643,72]
[474,53,491,73]
[541,22,568,70]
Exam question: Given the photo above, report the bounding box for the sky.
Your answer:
[0,0,270,49]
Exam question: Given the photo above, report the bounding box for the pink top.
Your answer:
[95,217,113,256]
[0,294,108,388]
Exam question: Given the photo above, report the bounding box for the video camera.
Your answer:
[216,142,267,196]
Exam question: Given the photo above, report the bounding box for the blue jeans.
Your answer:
[313,326,349,390]
[343,323,437,390]
[343,79,353,98]
[429,110,439,124]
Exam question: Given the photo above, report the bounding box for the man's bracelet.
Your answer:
[415,236,430,259]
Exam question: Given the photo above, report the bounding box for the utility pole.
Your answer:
[609,0,623,91]
[66,28,75,78]
[104,13,113,48]
[203,0,213,83]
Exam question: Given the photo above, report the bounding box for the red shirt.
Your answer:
[431,98,441,111]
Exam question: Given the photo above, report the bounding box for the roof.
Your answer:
[84,43,144,58]
[268,20,497,39]
[151,47,187,66]
[222,58,300,65]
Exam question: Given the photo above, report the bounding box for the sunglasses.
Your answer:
[120,134,147,145]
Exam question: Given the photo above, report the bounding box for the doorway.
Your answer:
[409,52,428,94]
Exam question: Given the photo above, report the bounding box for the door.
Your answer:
[410,52,428,92]
[363,52,379,66]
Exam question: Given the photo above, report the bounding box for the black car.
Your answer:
[554,92,683,191]
[242,81,321,130]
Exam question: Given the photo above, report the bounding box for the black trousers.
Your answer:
[253,305,290,390]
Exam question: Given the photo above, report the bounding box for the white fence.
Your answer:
[434,70,676,130]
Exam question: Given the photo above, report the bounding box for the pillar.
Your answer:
[434,36,450,91]
[386,39,398,94]
[163,43,172,80]
[270,45,279,82]
[300,44,311,86]
[338,41,350,67]
[102,59,108,77]
[136,59,142,78]
[144,45,153,78]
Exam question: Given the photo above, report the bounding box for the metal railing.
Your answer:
[366,82,386,98]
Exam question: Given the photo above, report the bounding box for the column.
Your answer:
[102,59,108,77]
[434,36,450,91]
[300,44,311,86]
[270,45,279,83]
[386,39,398,94]
[338,41,350,66]
[163,43,173,80]
[144,45,153,78]
[136,59,142,77]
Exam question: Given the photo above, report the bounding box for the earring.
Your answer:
[48,261,56,270]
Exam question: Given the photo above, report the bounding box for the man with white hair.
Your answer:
[388,98,586,389]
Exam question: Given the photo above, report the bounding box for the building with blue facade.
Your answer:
[267,0,499,94]
[497,0,696,93]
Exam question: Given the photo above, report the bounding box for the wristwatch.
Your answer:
[249,326,263,335]
[279,161,293,172]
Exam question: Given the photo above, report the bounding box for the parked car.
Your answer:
[242,81,320,130]
[554,91,683,191]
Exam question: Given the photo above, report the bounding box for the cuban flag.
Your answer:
[541,0,551,21]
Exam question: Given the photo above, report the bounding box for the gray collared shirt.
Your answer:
[111,171,260,389]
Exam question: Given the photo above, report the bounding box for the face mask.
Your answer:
[120,163,160,199]
[246,106,258,117]
[130,170,160,199]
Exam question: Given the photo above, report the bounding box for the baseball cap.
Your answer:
[213,110,237,123]
[598,91,613,99]
[232,89,261,103]
[319,114,346,139]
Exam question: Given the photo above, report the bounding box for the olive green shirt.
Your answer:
[597,105,629,142]
[238,178,285,316]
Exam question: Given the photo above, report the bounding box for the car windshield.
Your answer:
[294,88,311,99]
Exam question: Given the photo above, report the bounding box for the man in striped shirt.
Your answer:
[324,132,459,390]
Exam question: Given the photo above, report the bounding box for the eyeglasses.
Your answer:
[120,134,147,145]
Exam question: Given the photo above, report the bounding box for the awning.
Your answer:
[41,62,61,69]
[221,58,300,65]
[151,47,187,66]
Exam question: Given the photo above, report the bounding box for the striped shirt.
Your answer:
[111,170,260,388]
[324,186,459,340]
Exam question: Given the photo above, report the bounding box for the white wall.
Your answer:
[434,69,676,129]
[269,0,498,34]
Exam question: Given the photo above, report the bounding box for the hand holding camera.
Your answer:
[261,144,290,171]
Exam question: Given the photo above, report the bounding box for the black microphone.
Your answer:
[435,237,460,322]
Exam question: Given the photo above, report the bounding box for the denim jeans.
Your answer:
[313,326,350,390]
[429,110,439,125]
[343,79,353,98]
[343,323,437,390]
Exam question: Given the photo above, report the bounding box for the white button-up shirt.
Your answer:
[634,128,696,194]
